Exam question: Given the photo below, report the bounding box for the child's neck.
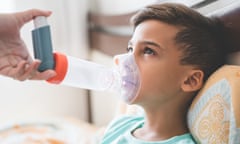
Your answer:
[133,97,191,141]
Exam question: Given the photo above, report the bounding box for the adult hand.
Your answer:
[0,9,56,81]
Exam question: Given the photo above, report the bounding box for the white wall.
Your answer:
[0,76,88,122]
[89,0,157,14]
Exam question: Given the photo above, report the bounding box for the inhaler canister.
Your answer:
[32,16,54,72]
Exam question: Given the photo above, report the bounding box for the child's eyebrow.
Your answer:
[128,40,165,50]
[143,41,164,49]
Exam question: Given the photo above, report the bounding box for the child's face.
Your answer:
[128,20,194,105]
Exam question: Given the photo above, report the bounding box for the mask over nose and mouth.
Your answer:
[113,53,141,103]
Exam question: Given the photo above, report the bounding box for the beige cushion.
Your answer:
[188,65,240,143]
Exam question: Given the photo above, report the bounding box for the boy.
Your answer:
[100,3,226,143]
[18,2,226,144]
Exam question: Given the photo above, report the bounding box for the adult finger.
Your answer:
[10,61,28,81]
[14,9,52,26]
[17,61,41,81]
[30,70,56,80]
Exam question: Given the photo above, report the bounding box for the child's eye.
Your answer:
[144,47,155,55]
[127,47,133,53]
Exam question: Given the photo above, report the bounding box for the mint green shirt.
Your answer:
[101,115,196,144]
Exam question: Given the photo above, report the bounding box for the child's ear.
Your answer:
[181,70,204,92]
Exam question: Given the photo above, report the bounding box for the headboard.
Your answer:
[88,12,133,56]
[218,6,240,52]
[211,2,240,64]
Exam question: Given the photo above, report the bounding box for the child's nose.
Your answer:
[114,56,119,66]
[113,53,130,66]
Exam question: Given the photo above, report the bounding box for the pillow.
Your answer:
[187,65,240,144]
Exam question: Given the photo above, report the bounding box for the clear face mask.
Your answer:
[113,53,141,103]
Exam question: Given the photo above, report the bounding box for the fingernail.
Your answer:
[25,64,30,70]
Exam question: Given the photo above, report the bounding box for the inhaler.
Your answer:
[32,16,54,72]
[32,16,141,103]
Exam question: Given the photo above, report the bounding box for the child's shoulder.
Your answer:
[102,115,197,144]
[101,115,144,142]
[106,115,144,132]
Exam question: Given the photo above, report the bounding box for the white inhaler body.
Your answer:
[47,52,141,103]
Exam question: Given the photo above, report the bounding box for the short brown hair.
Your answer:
[131,3,227,81]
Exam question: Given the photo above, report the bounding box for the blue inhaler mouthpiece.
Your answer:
[32,16,54,72]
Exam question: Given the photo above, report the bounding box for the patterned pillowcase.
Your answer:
[187,65,240,144]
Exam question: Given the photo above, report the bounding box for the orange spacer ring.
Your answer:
[47,52,68,84]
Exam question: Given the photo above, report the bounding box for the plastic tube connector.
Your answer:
[47,52,68,84]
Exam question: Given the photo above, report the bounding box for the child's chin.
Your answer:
[121,93,139,104]
[120,81,141,104]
